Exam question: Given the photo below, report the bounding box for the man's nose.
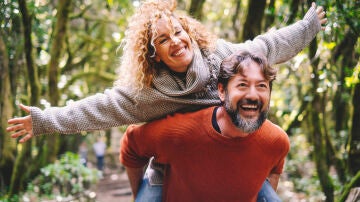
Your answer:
[245,86,259,100]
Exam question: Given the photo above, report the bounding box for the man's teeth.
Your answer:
[241,105,258,109]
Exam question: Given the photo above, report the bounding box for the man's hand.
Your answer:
[267,173,281,191]
[6,104,34,143]
[313,2,327,30]
[125,166,145,199]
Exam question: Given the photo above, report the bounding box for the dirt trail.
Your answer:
[94,167,133,202]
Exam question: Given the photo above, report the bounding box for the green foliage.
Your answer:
[285,134,324,199]
[345,63,360,88]
[1,0,359,200]
[20,152,99,201]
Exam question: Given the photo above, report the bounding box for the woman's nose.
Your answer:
[171,36,180,45]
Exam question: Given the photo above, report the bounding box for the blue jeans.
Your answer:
[136,177,281,202]
[136,176,162,202]
[96,155,104,171]
[257,179,282,202]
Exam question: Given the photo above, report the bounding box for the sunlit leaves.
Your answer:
[345,62,360,88]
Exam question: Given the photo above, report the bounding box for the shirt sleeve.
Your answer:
[119,124,151,168]
[271,131,290,174]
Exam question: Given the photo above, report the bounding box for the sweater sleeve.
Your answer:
[30,85,188,135]
[271,129,290,174]
[228,5,321,65]
[120,125,150,168]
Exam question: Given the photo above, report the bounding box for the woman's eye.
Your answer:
[159,38,168,44]
[155,37,168,44]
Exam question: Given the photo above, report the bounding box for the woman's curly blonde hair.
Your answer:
[115,0,217,90]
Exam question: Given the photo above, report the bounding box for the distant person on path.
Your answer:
[79,141,88,167]
[120,50,290,201]
[93,137,106,171]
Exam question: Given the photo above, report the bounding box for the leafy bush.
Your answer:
[24,152,100,201]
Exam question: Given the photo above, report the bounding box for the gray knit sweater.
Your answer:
[31,6,320,136]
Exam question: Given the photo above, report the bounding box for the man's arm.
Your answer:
[267,173,281,191]
[126,166,145,198]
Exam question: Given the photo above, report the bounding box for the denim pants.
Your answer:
[136,177,282,202]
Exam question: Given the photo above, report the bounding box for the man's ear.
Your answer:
[218,83,226,102]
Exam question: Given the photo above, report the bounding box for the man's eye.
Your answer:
[175,30,182,35]
[258,84,268,88]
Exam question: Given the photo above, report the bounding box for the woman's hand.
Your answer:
[7,104,34,143]
[313,2,327,30]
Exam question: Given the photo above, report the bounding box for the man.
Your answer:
[120,50,290,201]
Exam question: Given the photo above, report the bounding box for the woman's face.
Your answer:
[152,17,194,73]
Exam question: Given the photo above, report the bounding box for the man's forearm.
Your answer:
[126,166,145,198]
[267,173,280,191]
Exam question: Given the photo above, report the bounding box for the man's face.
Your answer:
[153,17,194,73]
[220,60,271,133]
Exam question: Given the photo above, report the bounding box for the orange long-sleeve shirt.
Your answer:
[120,107,290,202]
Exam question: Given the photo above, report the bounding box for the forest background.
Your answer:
[0,0,359,201]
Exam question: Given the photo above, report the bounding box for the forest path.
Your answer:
[91,153,133,202]
[94,166,133,202]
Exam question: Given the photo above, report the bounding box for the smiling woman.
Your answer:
[7,0,327,201]
[151,17,194,73]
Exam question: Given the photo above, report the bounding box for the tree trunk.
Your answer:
[349,83,360,175]
[242,0,266,40]
[48,0,72,106]
[232,0,242,41]
[8,0,41,194]
[287,0,300,25]
[189,0,206,20]
[331,29,359,175]
[18,0,40,106]
[0,31,16,194]
[43,0,73,164]
[332,30,358,132]
[308,39,334,202]
[264,0,275,30]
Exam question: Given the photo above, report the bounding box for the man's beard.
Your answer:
[223,95,268,133]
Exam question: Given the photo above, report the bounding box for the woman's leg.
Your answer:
[257,179,282,202]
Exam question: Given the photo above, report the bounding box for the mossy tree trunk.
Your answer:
[331,30,360,176]
[242,0,266,40]
[0,31,16,194]
[41,0,73,164]
[287,0,300,25]
[349,82,360,175]
[231,0,242,40]
[264,0,275,30]
[308,39,334,202]
[189,0,206,20]
[8,0,41,195]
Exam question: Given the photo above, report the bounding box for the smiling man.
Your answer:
[120,50,290,202]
